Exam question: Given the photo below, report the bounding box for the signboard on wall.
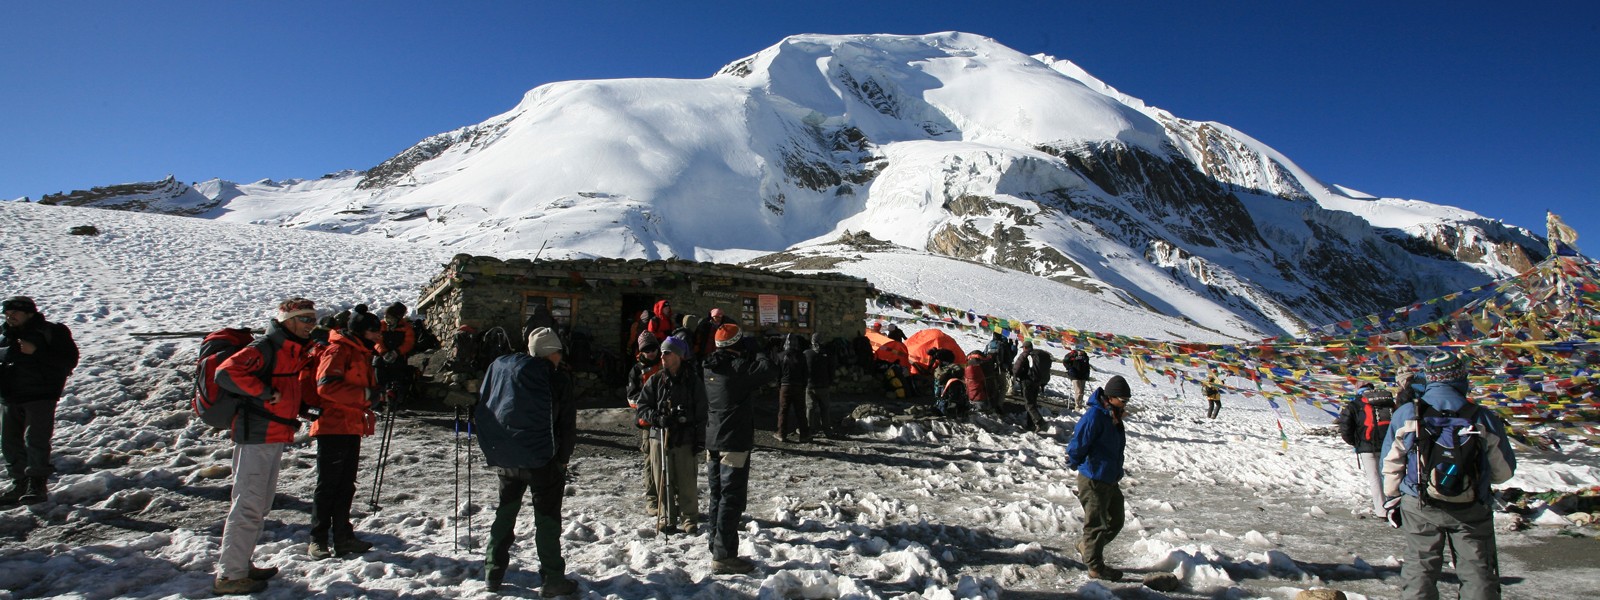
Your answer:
[758,294,780,325]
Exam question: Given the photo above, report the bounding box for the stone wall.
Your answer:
[414,255,876,400]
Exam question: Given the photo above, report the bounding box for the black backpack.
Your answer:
[412,319,441,354]
[1408,402,1487,507]
[476,327,515,371]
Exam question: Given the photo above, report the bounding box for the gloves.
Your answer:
[383,351,400,364]
[1384,497,1403,528]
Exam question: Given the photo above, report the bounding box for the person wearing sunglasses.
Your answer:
[211,297,319,595]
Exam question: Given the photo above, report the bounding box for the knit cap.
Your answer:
[661,336,690,356]
[527,327,563,358]
[714,323,742,348]
[1424,352,1468,383]
[1103,375,1132,399]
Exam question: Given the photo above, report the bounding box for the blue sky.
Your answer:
[4,1,1597,244]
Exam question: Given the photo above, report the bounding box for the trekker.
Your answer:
[306,305,382,560]
[1336,384,1395,517]
[702,323,776,575]
[374,302,415,408]
[1381,352,1515,600]
[1010,341,1052,432]
[627,332,663,512]
[775,334,809,443]
[803,333,838,438]
[476,327,578,597]
[1202,372,1223,419]
[211,298,318,595]
[985,332,1015,401]
[1062,349,1091,411]
[884,323,906,343]
[627,310,651,356]
[0,296,79,506]
[635,336,702,533]
[646,300,675,342]
[1066,375,1133,581]
[963,351,989,415]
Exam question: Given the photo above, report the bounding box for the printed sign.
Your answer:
[758,294,780,325]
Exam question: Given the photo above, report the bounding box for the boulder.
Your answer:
[1142,572,1180,592]
[1294,589,1347,600]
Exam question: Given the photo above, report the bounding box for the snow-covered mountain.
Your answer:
[29,32,1546,338]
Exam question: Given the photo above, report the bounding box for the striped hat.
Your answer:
[1424,352,1468,383]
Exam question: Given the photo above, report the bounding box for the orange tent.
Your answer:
[863,329,911,368]
[905,328,967,375]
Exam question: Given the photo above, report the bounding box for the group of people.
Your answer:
[0,291,1527,599]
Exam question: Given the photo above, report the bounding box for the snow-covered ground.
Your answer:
[1,200,1596,599]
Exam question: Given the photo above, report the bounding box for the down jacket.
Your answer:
[476,353,575,470]
[0,314,79,404]
[311,330,378,437]
[1065,388,1127,483]
[702,348,776,453]
[215,319,315,444]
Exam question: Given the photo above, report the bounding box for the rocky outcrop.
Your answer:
[357,121,510,190]
[38,175,221,216]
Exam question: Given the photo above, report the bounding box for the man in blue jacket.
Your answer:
[1065,374,1131,581]
[476,327,578,597]
[1381,352,1515,600]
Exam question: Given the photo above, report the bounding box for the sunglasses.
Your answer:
[291,316,317,324]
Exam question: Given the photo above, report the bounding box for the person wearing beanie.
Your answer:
[700,321,776,574]
[635,335,702,533]
[774,333,810,443]
[693,307,738,358]
[476,326,577,596]
[1010,340,1052,432]
[1381,351,1515,600]
[211,297,319,594]
[1202,372,1224,419]
[373,302,415,408]
[1066,374,1133,581]
[0,296,79,507]
[304,304,384,560]
[627,329,665,513]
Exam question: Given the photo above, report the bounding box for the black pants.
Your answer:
[706,451,751,560]
[1021,382,1046,431]
[486,464,567,581]
[1,399,57,478]
[777,384,808,438]
[311,434,362,543]
[1206,399,1222,419]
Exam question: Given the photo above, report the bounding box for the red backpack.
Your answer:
[193,328,272,429]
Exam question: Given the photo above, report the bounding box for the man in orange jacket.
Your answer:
[306,305,383,560]
[212,298,318,595]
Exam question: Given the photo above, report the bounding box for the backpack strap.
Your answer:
[241,336,300,428]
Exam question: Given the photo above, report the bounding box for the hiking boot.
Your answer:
[247,565,278,580]
[18,477,47,505]
[1088,566,1122,581]
[645,503,659,517]
[484,565,505,592]
[307,541,334,560]
[212,576,268,595]
[540,575,578,597]
[656,522,680,535]
[711,556,756,575]
[333,536,373,555]
[772,432,788,443]
[680,521,699,535]
[0,479,25,505]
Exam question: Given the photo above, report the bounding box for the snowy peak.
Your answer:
[26,32,1549,338]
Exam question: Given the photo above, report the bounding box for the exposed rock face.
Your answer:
[357,121,510,190]
[39,175,222,216]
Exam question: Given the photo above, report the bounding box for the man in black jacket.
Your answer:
[1335,384,1395,516]
[803,333,838,439]
[635,336,702,533]
[0,296,79,505]
[1011,341,1052,432]
[701,323,776,575]
[1062,350,1091,411]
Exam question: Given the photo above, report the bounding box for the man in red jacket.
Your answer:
[306,305,383,560]
[211,298,317,595]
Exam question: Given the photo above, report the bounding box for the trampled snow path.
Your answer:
[1,201,1597,599]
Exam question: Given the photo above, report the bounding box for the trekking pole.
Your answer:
[661,426,674,528]
[367,383,399,511]
[466,410,476,550]
[452,405,461,552]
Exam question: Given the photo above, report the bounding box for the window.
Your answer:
[524,293,578,328]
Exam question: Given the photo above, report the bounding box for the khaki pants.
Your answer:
[647,437,699,528]
[217,443,285,579]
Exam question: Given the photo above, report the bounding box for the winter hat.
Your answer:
[384,302,407,320]
[637,330,660,353]
[527,327,563,358]
[661,336,690,357]
[1021,340,1034,350]
[680,314,700,330]
[1103,375,1132,399]
[1424,352,1468,383]
[2,296,37,314]
[710,308,725,320]
[714,323,743,348]
[347,304,381,335]
[276,297,316,323]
